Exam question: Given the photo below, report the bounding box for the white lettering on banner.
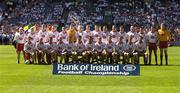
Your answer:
[58,64,79,70]
[90,64,119,71]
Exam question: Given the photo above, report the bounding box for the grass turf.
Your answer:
[0,45,180,93]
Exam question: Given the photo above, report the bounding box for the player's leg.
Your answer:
[164,48,168,65]
[143,52,148,65]
[123,53,128,64]
[149,49,152,65]
[133,52,138,64]
[153,49,158,65]
[46,53,51,65]
[160,48,163,65]
[37,51,42,64]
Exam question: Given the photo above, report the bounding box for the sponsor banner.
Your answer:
[53,63,140,76]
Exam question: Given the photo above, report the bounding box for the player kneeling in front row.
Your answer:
[134,36,148,64]
[84,36,95,64]
[124,36,136,64]
[104,36,115,64]
[62,39,74,63]
[94,37,106,64]
[24,37,35,64]
[56,37,66,63]
[45,38,57,64]
[73,36,85,63]
[36,38,46,64]
[113,37,128,64]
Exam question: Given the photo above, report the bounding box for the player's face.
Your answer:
[103,26,107,32]
[95,25,99,31]
[120,26,124,32]
[78,26,83,32]
[130,26,134,32]
[112,25,116,32]
[86,25,90,32]
[161,23,165,30]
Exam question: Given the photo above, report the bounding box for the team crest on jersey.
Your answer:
[95,34,98,37]
[102,35,106,38]
[19,37,23,40]
[112,35,116,38]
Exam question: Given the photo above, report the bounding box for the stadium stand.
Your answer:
[0,0,179,45]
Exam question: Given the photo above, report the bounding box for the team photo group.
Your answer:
[13,23,170,65]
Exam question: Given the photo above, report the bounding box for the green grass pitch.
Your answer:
[0,45,180,93]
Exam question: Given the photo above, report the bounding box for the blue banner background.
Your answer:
[53,63,140,76]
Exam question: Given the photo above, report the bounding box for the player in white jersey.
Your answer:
[13,27,26,64]
[24,36,35,64]
[94,37,106,63]
[58,27,68,43]
[56,37,66,63]
[76,25,83,38]
[48,26,59,44]
[110,25,119,43]
[124,36,136,64]
[73,36,85,63]
[44,38,57,64]
[92,25,102,43]
[137,27,147,43]
[113,37,128,64]
[82,25,92,44]
[84,36,95,63]
[36,38,46,64]
[27,26,39,63]
[62,39,75,63]
[147,27,158,65]
[119,25,128,43]
[134,36,148,64]
[38,24,48,43]
[127,25,139,43]
[104,36,115,64]
[101,26,109,44]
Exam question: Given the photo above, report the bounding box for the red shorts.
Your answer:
[25,53,31,60]
[148,43,157,50]
[159,41,168,48]
[17,44,24,51]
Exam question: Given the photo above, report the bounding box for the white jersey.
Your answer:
[101,32,109,44]
[119,32,128,43]
[58,32,68,43]
[65,43,75,52]
[24,42,34,54]
[127,43,136,53]
[75,42,85,52]
[57,42,66,52]
[127,31,139,43]
[147,31,158,43]
[94,42,106,52]
[76,32,83,38]
[45,43,57,53]
[85,43,95,51]
[110,31,119,43]
[135,41,147,52]
[105,42,115,53]
[115,42,128,53]
[82,31,92,44]
[48,31,59,43]
[14,32,26,44]
[35,42,46,52]
[92,31,102,43]
[137,32,147,43]
[27,32,38,44]
[38,30,48,43]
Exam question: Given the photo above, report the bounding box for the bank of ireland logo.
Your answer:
[123,65,136,71]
